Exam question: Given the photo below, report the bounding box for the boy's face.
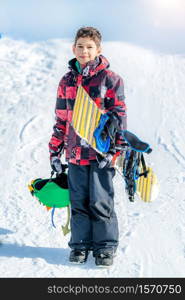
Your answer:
[72,37,101,66]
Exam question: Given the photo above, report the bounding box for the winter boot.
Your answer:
[95,251,114,267]
[69,249,89,264]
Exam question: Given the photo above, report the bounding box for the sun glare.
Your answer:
[157,0,181,9]
[144,0,185,29]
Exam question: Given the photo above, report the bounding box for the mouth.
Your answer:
[80,56,89,59]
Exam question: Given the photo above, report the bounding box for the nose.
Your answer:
[82,47,88,54]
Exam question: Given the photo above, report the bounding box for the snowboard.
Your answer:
[136,165,159,202]
[72,84,104,153]
[72,85,159,202]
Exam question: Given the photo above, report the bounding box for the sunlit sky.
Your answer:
[1,0,185,54]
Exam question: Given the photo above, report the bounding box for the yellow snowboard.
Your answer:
[72,85,159,203]
[72,85,104,153]
[136,166,159,202]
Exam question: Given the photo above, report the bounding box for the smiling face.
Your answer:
[72,37,101,66]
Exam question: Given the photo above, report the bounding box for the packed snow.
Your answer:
[0,37,185,277]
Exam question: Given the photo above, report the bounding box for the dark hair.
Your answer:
[74,27,102,47]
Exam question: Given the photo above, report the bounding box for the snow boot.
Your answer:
[69,249,89,264]
[95,251,114,267]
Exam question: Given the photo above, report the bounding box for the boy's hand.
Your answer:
[97,153,114,169]
[50,156,63,174]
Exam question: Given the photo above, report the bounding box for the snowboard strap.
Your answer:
[123,150,151,202]
[139,154,149,178]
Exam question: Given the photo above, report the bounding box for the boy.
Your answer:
[49,27,127,267]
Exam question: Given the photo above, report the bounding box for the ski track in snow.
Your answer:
[19,115,38,144]
[0,38,185,277]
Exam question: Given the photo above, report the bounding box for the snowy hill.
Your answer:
[0,37,185,277]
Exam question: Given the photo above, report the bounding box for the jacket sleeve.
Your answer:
[48,78,67,157]
[104,73,127,149]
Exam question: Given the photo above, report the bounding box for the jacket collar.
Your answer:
[68,55,110,77]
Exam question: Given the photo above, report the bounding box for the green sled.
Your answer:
[28,173,70,235]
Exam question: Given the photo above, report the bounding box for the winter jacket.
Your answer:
[49,55,127,165]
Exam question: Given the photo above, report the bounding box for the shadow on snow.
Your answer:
[0,242,70,265]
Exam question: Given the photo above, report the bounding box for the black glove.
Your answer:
[97,152,114,169]
[50,156,63,174]
[105,111,120,141]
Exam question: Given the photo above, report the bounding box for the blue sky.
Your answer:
[1,0,185,54]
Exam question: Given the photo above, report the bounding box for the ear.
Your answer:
[97,46,102,55]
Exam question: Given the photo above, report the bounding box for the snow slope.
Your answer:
[0,37,185,277]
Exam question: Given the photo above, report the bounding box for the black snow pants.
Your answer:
[68,161,119,256]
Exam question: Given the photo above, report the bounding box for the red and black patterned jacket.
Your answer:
[49,55,127,165]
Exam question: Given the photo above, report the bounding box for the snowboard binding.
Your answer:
[123,149,149,202]
[121,130,158,202]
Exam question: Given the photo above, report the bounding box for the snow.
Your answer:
[0,37,185,278]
